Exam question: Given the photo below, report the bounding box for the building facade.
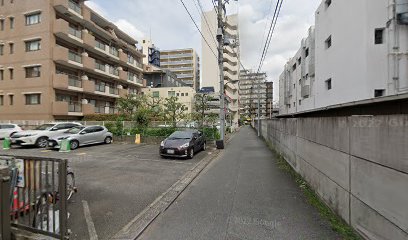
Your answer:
[0,0,144,120]
[142,86,195,114]
[279,0,408,115]
[239,70,269,119]
[266,81,273,119]
[144,64,186,88]
[201,10,240,129]
[159,48,200,91]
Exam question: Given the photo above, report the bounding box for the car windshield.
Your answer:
[65,126,85,134]
[168,131,193,139]
[34,124,55,131]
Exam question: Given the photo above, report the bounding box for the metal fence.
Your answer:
[0,155,69,239]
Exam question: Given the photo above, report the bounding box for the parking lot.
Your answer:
[0,141,215,240]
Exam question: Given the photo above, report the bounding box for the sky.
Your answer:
[85,0,322,103]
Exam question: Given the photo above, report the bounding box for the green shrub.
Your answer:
[83,114,123,121]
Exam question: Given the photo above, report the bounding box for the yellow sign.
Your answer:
[135,134,141,144]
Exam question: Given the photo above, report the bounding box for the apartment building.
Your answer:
[279,0,408,115]
[201,10,240,130]
[239,70,269,119]
[160,48,200,91]
[0,0,144,120]
[142,86,195,114]
[266,81,273,119]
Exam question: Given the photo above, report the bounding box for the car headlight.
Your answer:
[160,141,165,147]
[180,143,189,148]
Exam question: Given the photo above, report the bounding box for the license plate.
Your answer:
[167,149,175,154]
[11,139,16,143]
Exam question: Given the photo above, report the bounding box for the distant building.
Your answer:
[201,10,240,129]
[160,48,200,91]
[239,70,269,119]
[144,65,186,88]
[266,82,274,119]
[142,86,195,114]
[141,39,160,67]
[279,0,408,116]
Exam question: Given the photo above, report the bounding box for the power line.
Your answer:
[256,0,283,74]
[180,0,218,58]
[194,0,218,47]
[257,0,275,63]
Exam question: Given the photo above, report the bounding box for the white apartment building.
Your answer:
[239,70,269,119]
[201,10,240,129]
[279,0,408,115]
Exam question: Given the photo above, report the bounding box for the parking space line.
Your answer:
[134,158,193,165]
[82,200,98,240]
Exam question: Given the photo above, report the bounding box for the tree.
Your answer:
[163,96,187,127]
[194,93,212,128]
[116,94,147,116]
[145,95,164,121]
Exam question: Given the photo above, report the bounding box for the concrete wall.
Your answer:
[255,116,408,240]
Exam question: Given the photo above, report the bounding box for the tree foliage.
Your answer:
[163,96,187,127]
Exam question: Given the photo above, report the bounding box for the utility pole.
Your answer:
[216,0,225,149]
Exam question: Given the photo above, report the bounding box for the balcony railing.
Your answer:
[135,78,143,84]
[160,60,193,65]
[68,0,82,15]
[162,53,193,59]
[96,41,106,51]
[68,50,82,64]
[109,67,119,76]
[68,102,82,112]
[109,88,119,95]
[95,106,105,113]
[95,85,106,92]
[68,26,82,39]
[109,47,119,57]
[68,75,82,88]
[108,107,117,114]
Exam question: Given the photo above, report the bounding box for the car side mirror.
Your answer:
[80,131,87,135]
[50,128,58,131]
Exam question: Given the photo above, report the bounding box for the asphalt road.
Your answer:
[139,126,341,240]
[0,141,213,240]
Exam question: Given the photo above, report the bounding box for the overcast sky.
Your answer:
[86,0,322,103]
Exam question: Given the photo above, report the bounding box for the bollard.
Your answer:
[2,138,11,150]
[135,134,141,144]
[59,139,71,153]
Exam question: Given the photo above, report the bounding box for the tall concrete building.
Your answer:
[160,48,200,91]
[201,10,240,129]
[239,70,269,119]
[279,0,408,115]
[0,0,144,120]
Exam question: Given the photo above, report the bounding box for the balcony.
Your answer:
[83,79,95,93]
[53,47,83,69]
[127,60,143,72]
[301,85,310,98]
[119,50,127,63]
[119,88,128,98]
[95,106,106,114]
[160,60,193,66]
[52,101,83,116]
[170,67,194,71]
[119,70,127,82]
[161,53,193,59]
[177,73,194,79]
[53,0,83,22]
[83,31,96,48]
[54,19,83,46]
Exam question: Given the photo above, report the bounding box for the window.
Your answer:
[25,94,41,105]
[109,46,118,57]
[9,69,13,80]
[299,100,301,106]
[181,93,184,96]
[325,0,332,8]
[9,43,14,54]
[25,13,41,25]
[374,89,385,97]
[9,95,13,105]
[9,17,14,29]
[0,45,3,55]
[176,93,180,96]
[375,29,384,44]
[25,39,41,52]
[0,70,3,80]
[305,48,309,57]
[95,38,106,50]
[152,91,159,98]
[168,91,175,97]
[292,63,296,71]
[25,66,41,78]
[0,95,3,105]
[10,0,13,3]
[298,57,301,65]
[185,93,188,96]
[1,0,3,6]
[325,36,332,49]
[325,78,332,90]
[0,19,3,31]
[95,60,106,71]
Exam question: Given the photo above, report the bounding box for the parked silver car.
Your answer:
[47,125,113,150]
[0,124,23,140]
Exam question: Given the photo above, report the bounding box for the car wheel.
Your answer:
[202,142,207,151]
[104,137,112,144]
[36,137,48,148]
[188,148,194,159]
[70,140,79,150]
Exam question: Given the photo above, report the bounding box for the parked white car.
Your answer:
[0,124,23,140]
[10,122,82,148]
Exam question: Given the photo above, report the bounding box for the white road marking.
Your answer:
[82,200,98,240]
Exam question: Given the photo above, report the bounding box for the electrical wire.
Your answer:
[180,0,218,59]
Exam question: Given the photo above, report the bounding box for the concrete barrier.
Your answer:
[255,116,408,240]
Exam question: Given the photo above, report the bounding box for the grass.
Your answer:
[265,141,361,240]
